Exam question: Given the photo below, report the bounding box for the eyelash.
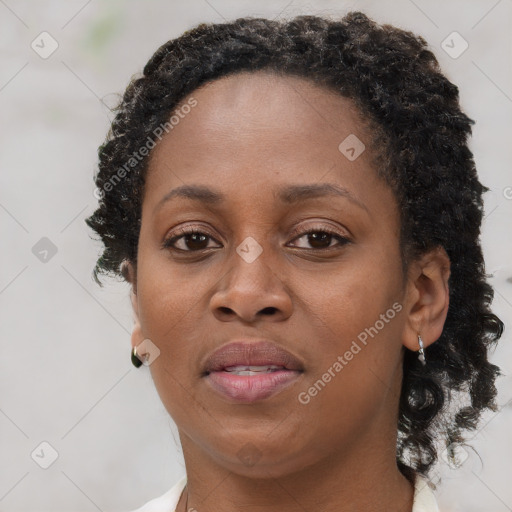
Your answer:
[161,225,351,253]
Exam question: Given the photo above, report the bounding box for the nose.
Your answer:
[209,242,293,324]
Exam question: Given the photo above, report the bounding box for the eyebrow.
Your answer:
[154,182,368,213]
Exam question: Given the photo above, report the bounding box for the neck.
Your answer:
[176,433,415,512]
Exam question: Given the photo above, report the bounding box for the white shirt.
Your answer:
[128,473,440,512]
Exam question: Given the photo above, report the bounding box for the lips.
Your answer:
[202,340,304,375]
[201,340,305,402]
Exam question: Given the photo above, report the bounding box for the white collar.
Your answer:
[130,472,439,512]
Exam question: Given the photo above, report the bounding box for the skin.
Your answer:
[125,71,451,512]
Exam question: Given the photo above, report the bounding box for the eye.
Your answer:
[162,227,221,252]
[287,227,350,250]
[162,225,351,253]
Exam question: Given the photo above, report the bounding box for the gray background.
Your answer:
[1,0,511,511]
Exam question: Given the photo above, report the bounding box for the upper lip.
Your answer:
[202,340,304,374]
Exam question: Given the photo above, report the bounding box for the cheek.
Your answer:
[295,243,405,403]
[134,240,203,363]
[294,277,405,452]
[135,263,210,420]
[302,245,403,343]
[137,265,208,354]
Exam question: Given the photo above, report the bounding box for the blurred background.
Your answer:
[1,0,511,510]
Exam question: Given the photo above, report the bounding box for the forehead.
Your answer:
[168,70,369,150]
[144,70,378,193]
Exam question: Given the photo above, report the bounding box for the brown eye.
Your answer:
[162,228,221,252]
[288,229,350,250]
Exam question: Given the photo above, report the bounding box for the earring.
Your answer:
[417,334,426,366]
[131,346,143,368]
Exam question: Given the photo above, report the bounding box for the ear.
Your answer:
[122,261,143,351]
[401,246,451,352]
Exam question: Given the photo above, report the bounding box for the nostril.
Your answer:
[260,307,277,315]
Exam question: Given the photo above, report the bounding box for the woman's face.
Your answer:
[130,71,414,477]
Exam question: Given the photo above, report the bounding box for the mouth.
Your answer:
[201,340,305,402]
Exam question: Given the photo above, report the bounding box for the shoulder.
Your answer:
[127,474,187,512]
[412,474,440,512]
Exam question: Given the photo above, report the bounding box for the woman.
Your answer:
[85,11,504,512]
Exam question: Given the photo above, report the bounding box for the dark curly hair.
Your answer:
[85,11,504,481]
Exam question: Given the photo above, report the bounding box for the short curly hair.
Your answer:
[85,11,504,480]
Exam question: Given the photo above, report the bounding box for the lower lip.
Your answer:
[204,369,302,402]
